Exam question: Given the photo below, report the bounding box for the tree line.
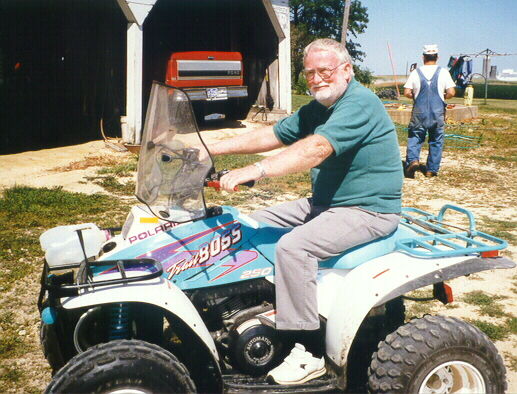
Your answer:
[290,0,373,91]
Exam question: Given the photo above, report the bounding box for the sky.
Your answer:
[354,0,517,76]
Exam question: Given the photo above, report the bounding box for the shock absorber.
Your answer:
[108,303,131,340]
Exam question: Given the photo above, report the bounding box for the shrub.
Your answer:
[354,65,375,86]
[294,74,309,95]
[457,83,517,100]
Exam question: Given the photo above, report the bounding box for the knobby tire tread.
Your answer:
[367,315,506,393]
[40,323,66,375]
[46,339,196,394]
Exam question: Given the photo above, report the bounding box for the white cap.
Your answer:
[423,44,438,55]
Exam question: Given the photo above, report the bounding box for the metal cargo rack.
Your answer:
[397,205,508,258]
[39,258,163,305]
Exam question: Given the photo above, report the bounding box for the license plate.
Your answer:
[206,87,228,101]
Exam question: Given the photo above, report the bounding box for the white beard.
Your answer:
[311,81,348,107]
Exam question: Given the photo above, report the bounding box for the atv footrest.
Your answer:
[223,374,337,393]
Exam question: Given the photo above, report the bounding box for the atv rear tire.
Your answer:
[40,323,66,375]
[368,315,506,393]
[45,339,196,393]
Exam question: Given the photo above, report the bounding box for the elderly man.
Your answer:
[205,38,403,385]
[404,44,456,178]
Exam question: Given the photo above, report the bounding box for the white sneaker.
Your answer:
[266,343,326,385]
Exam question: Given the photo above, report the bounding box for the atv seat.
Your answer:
[319,225,415,270]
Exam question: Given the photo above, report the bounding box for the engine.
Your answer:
[187,279,286,375]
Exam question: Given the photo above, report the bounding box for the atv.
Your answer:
[38,81,514,393]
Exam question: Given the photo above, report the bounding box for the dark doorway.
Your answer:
[142,0,279,122]
[0,0,126,154]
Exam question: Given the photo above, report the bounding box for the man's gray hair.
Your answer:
[303,38,354,69]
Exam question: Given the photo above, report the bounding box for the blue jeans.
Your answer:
[406,122,445,174]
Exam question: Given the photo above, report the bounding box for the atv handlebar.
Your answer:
[204,169,255,191]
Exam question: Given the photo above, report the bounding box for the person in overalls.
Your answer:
[404,44,455,178]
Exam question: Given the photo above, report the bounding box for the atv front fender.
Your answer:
[323,253,515,368]
[60,276,219,363]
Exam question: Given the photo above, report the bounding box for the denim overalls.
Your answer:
[405,67,446,174]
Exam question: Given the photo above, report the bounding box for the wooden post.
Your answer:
[341,0,351,44]
[387,42,400,100]
[126,23,143,144]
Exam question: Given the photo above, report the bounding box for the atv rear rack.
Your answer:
[397,204,507,258]
[40,258,163,301]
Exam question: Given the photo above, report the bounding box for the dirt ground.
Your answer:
[0,119,516,392]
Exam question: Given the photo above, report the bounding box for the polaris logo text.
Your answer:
[167,225,242,279]
[128,222,177,244]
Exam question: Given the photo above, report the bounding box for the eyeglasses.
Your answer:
[303,63,345,81]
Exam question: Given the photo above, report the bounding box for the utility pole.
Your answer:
[341,0,351,44]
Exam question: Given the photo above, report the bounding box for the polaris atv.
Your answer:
[38,82,515,393]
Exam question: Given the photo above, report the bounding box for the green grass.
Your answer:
[0,364,22,391]
[0,312,23,359]
[87,175,136,196]
[96,156,138,176]
[477,217,517,244]
[488,154,517,163]
[468,319,511,341]
[395,124,408,144]
[465,97,517,114]
[85,155,139,195]
[0,186,130,288]
[508,316,517,335]
[404,288,439,319]
[384,84,517,106]
[463,290,507,305]
[213,153,263,170]
[292,93,313,111]
[205,154,311,207]
[462,83,517,101]
[0,185,132,391]
[462,291,510,318]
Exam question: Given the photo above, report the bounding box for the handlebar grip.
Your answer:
[206,180,255,191]
[206,181,221,191]
[241,180,255,188]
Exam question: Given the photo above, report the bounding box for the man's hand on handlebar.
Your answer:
[218,166,260,192]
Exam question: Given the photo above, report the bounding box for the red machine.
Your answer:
[165,51,248,105]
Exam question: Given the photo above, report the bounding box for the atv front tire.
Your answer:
[368,315,506,393]
[45,339,196,393]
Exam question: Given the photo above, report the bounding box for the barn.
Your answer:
[0,0,291,153]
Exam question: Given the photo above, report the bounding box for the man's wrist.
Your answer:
[253,161,267,179]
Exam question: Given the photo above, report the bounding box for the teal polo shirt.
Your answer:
[273,78,403,213]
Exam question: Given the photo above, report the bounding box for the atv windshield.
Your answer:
[136,82,212,223]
